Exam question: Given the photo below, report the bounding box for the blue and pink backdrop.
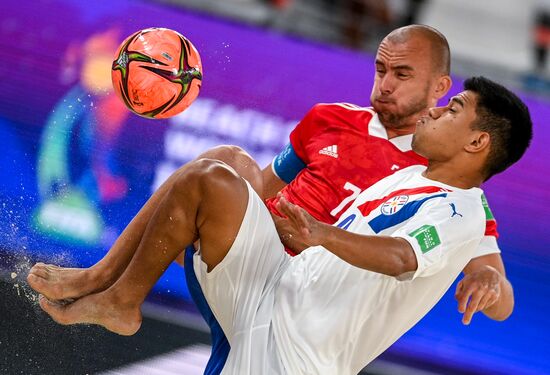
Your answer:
[0,1,548,374]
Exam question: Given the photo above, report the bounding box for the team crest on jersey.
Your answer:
[380,195,409,215]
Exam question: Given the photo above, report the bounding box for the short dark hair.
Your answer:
[464,76,533,180]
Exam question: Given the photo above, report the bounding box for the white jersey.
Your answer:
[272,165,486,375]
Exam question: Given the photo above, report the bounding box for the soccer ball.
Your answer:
[111,27,202,119]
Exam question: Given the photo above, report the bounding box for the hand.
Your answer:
[275,195,326,247]
[271,213,308,254]
[455,265,502,325]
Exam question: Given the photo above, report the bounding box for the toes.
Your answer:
[32,262,49,270]
[44,264,61,272]
[27,273,55,296]
[28,267,49,279]
[39,295,72,325]
[27,265,64,300]
[27,273,45,291]
[29,263,44,274]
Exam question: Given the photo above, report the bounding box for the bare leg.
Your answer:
[38,159,250,335]
[28,146,263,301]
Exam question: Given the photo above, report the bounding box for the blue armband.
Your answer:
[272,143,306,184]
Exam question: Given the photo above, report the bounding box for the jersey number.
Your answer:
[330,182,362,217]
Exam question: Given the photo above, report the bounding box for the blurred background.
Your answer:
[0,0,548,374]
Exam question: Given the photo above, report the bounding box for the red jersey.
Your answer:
[265,103,499,240]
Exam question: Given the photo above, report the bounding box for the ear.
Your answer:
[434,75,452,100]
[465,131,490,154]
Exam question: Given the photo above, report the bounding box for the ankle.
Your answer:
[87,265,116,292]
[102,287,142,310]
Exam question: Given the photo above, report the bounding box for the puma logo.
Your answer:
[449,203,463,218]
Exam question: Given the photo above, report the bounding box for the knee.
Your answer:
[196,145,263,195]
[179,158,242,195]
[197,145,247,163]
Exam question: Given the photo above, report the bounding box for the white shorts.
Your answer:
[193,180,290,374]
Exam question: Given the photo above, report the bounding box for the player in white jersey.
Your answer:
[273,165,484,374]
[30,76,532,374]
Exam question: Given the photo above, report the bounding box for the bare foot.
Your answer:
[27,263,105,302]
[39,292,142,336]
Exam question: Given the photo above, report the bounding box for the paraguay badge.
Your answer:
[381,195,409,215]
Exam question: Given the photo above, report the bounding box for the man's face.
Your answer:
[370,38,435,128]
[411,90,479,161]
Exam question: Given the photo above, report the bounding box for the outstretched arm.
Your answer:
[455,253,514,325]
[455,194,514,324]
[276,196,418,277]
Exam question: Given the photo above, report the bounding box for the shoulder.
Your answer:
[307,102,375,118]
[443,189,486,230]
[300,103,375,133]
[447,188,484,210]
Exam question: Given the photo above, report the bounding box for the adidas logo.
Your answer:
[319,145,338,158]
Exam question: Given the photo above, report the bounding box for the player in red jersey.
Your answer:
[265,103,427,233]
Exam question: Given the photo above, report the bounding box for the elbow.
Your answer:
[485,306,513,322]
[384,238,418,277]
[386,251,418,277]
[486,296,515,322]
[495,312,512,322]
[399,247,418,276]
[484,280,515,321]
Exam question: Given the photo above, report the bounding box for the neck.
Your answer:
[386,123,416,139]
[380,109,428,140]
[423,161,484,189]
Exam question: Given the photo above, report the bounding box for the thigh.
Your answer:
[193,180,289,340]
[194,159,251,271]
